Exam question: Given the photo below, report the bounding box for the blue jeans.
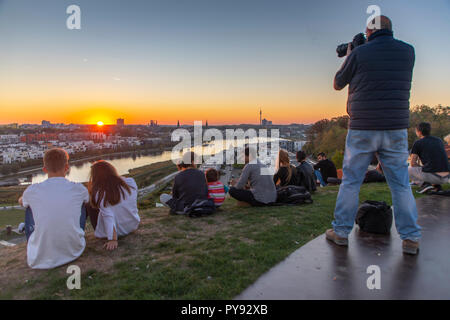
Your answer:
[314,170,326,186]
[25,205,87,241]
[332,129,421,241]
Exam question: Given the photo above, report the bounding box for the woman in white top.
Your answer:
[87,160,140,250]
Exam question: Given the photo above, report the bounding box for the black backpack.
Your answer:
[355,200,393,234]
[183,198,216,218]
[364,170,386,183]
[275,185,313,206]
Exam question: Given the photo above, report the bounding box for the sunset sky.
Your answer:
[0,0,449,125]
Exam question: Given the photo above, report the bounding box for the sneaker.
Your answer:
[18,222,25,233]
[402,239,420,255]
[325,229,348,246]
[432,184,442,192]
[416,182,434,194]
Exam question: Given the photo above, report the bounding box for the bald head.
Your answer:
[366,15,392,37]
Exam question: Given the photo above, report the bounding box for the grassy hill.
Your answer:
[1,183,402,300]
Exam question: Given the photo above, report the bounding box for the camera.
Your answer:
[336,33,366,57]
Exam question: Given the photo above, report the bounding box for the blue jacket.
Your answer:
[334,29,415,130]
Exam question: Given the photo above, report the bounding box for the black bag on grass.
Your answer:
[355,200,392,234]
[363,170,386,183]
[276,185,313,206]
[183,198,216,218]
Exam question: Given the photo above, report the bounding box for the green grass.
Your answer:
[0,186,26,206]
[0,183,402,300]
[126,160,177,189]
[0,209,24,229]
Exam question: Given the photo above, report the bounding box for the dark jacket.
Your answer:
[296,161,317,193]
[314,159,338,183]
[172,168,209,212]
[334,29,415,130]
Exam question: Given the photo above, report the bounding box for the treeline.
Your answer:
[302,105,449,169]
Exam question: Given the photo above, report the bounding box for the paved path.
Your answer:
[236,195,450,300]
[0,205,23,211]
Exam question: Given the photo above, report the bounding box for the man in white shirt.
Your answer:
[19,148,89,269]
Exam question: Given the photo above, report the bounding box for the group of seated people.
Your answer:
[18,122,449,269]
[159,151,228,213]
[222,148,323,207]
[19,148,140,269]
[161,147,338,210]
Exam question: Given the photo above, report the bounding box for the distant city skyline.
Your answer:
[1,0,449,125]
[0,118,294,127]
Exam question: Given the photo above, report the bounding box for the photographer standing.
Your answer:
[326,16,422,255]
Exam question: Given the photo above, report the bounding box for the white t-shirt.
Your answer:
[22,177,89,269]
[94,177,140,240]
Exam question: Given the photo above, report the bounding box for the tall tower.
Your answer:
[259,108,262,126]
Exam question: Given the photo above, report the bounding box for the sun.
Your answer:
[97,121,104,126]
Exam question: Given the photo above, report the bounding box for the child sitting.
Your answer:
[205,168,228,207]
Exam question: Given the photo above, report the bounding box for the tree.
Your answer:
[331,150,344,170]
[302,104,449,159]
[408,105,449,147]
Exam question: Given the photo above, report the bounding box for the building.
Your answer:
[0,134,20,144]
[0,123,18,129]
[279,140,295,152]
[261,118,272,126]
[294,140,307,151]
[41,120,51,128]
[116,118,125,126]
[20,133,59,144]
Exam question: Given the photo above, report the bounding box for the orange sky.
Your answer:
[0,82,443,125]
[1,1,448,126]
[0,74,350,125]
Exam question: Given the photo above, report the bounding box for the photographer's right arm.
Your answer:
[334,51,357,91]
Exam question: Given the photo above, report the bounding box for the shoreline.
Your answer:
[0,146,172,181]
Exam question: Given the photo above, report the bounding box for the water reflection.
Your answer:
[27,150,174,184]
[20,136,287,184]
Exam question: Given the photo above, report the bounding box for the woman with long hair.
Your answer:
[87,160,140,250]
[273,149,298,187]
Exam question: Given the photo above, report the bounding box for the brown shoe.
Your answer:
[326,229,348,246]
[402,239,420,255]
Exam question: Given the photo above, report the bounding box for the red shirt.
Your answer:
[207,181,226,206]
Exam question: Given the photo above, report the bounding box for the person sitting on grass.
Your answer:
[229,147,277,206]
[295,150,316,193]
[409,122,450,193]
[86,160,140,251]
[160,151,209,214]
[273,149,298,187]
[205,168,228,207]
[313,152,338,187]
[18,148,89,269]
